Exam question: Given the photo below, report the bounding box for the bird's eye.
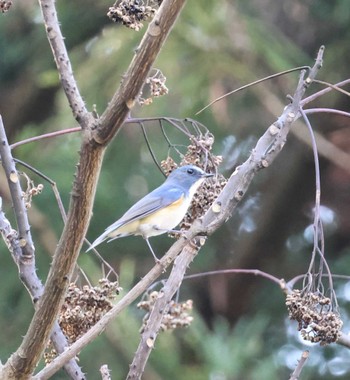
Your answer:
[187,168,194,175]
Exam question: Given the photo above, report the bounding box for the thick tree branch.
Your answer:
[2,0,188,378]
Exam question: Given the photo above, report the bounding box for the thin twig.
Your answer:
[313,79,350,97]
[304,108,350,118]
[140,122,165,176]
[301,78,350,106]
[184,268,283,287]
[289,350,309,380]
[10,127,82,150]
[299,107,335,299]
[195,66,310,115]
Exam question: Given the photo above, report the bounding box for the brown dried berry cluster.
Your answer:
[44,279,120,363]
[181,134,223,172]
[162,134,226,229]
[0,1,12,13]
[286,289,343,346]
[22,183,44,209]
[137,291,193,332]
[60,280,120,343]
[161,156,178,175]
[107,0,160,31]
[139,72,168,106]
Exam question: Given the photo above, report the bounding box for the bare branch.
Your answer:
[38,0,93,127]
[10,127,82,150]
[0,115,35,259]
[301,78,350,106]
[125,48,324,375]
[289,350,309,380]
[337,333,350,349]
[127,238,202,378]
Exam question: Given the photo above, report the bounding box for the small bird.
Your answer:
[87,165,213,260]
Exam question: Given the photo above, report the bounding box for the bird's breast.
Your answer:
[137,194,191,238]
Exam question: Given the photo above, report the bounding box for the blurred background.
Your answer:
[1,0,350,379]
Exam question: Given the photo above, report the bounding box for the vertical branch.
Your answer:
[0,115,34,260]
[38,0,93,128]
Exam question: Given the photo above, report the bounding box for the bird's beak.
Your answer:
[203,172,214,178]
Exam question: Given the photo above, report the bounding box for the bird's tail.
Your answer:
[86,231,110,252]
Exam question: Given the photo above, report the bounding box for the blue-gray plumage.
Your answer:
[87,165,213,259]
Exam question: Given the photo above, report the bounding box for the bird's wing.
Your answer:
[107,185,185,232]
[87,185,184,251]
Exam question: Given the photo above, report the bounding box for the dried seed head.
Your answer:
[0,1,12,13]
[286,289,343,345]
[44,279,121,362]
[107,0,160,31]
[138,291,194,332]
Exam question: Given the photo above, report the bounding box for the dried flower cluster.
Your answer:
[0,1,12,13]
[19,172,44,209]
[107,0,160,31]
[139,71,168,106]
[161,133,226,228]
[44,279,120,364]
[286,289,343,346]
[23,183,44,209]
[138,291,193,332]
